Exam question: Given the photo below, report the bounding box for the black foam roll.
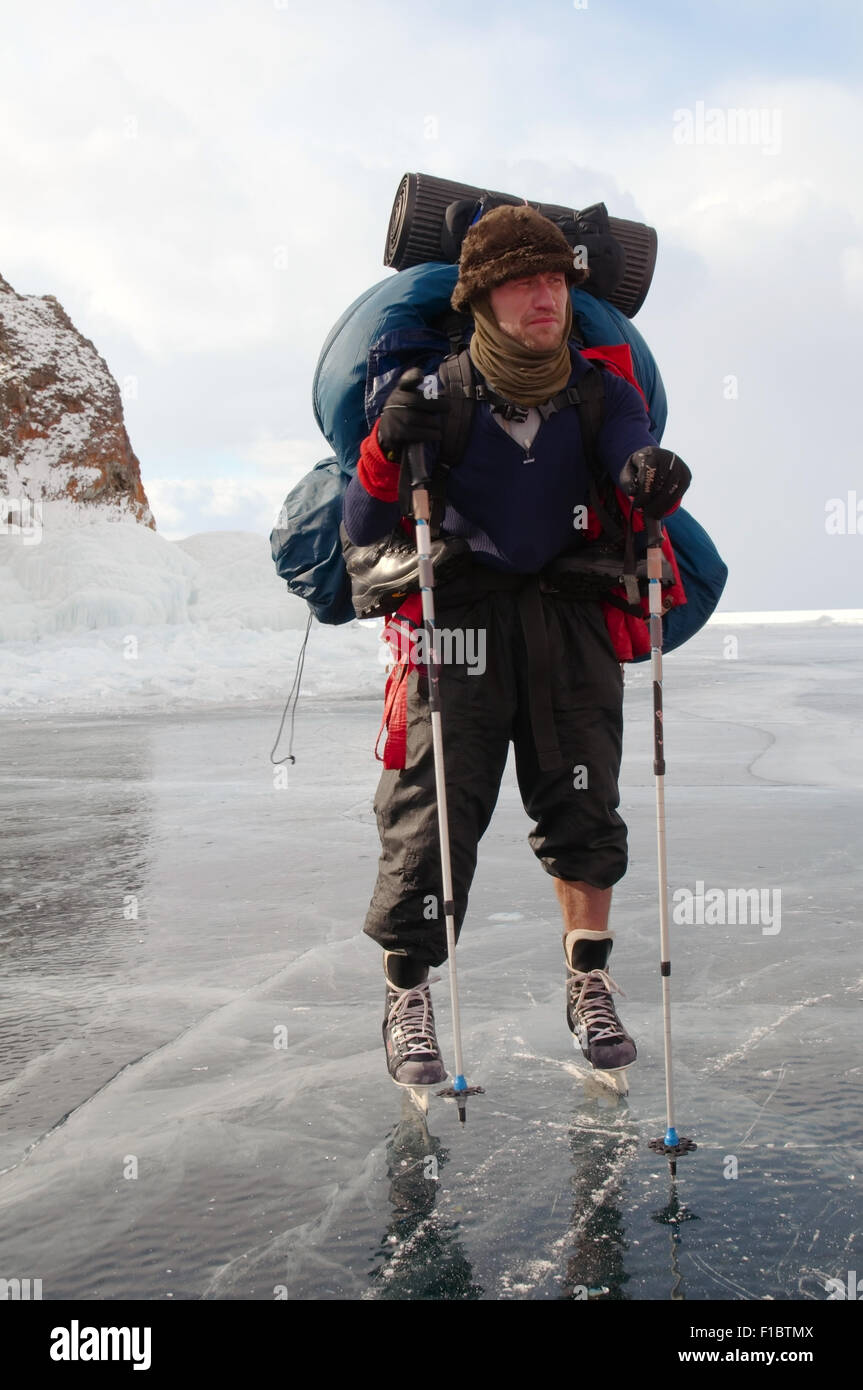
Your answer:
[384,172,656,319]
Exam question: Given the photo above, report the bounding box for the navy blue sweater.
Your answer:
[342,346,658,574]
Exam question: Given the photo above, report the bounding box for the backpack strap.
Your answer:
[531,363,624,542]
[567,362,641,611]
[436,345,601,466]
[437,349,478,475]
[395,348,476,535]
[437,346,608,487]
[569,366,621,537]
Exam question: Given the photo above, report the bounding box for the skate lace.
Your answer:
[387,979,440,1058]
[568,968,627,1043]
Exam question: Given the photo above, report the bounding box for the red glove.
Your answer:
[357,419,401,502]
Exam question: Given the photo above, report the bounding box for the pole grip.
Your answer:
[646,516,663,566]
[405,441,433,490]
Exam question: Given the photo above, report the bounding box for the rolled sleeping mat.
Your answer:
[384,171,657,319]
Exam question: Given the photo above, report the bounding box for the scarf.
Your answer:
[468,294,574,407]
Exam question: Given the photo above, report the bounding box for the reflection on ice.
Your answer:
[367,1095,482,1301]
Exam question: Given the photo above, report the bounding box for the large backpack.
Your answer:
[270,265,726,659]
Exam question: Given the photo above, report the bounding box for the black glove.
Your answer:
[619,446,691,519]
[377,367,446,458]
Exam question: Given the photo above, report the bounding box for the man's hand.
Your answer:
[619,446,691,519]
[377,367,446,458]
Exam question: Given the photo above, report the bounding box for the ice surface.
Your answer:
[0,619,860,1300]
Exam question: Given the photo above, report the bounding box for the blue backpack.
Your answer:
[270,264,726,656]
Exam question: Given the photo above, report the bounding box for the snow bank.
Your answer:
[706,609,863,625]
[0,517,859,718]
[0,519,386,716]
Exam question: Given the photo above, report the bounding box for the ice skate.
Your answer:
[565,929,636,1096]
[383,954,447,1112]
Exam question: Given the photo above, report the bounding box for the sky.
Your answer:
[1,0,861,610]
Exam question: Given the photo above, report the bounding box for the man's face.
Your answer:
[487,270,569,351]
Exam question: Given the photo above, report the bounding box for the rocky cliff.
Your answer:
[0,272,154,528]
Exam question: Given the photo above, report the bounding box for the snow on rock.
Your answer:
[0,271,153,529]
[0,520,386,716]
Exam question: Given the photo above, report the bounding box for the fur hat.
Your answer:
[450,204,588,313]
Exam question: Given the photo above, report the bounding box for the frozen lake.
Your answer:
[0,620,860,1301]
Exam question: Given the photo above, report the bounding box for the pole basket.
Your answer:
[648,1135,698,1158]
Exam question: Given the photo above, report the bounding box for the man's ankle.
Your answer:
[383,951,429,990]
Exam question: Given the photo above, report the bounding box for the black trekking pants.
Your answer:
[362,582,627,969]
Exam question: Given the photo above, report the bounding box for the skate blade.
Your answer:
[572,1040,630,1097]
[392,1080,434,1114]
[590,1067,630,1097]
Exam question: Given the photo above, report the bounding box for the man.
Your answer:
[342,205,691,1090]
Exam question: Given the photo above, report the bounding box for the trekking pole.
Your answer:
[643,516,696,1174]
[405,441,484,1124]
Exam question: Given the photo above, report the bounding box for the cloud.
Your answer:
[842,245,863,302]
[240,437,328,476]
[144,454,318,540]
[1,2,859,607]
